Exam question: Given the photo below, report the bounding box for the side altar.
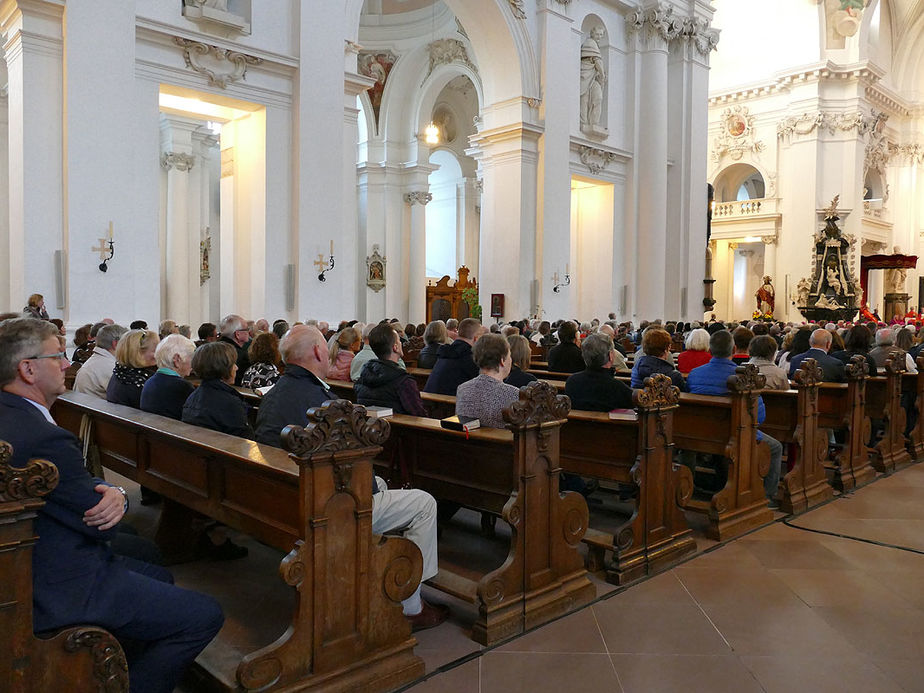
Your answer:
[796,196,861,323]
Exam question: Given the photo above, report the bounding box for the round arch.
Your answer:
[712,163,768,202]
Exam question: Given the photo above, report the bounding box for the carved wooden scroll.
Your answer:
[503,380,571,428]
[867,356,911,473]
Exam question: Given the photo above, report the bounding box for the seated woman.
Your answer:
[182,342,253,439]
[504,335,538,388]
[456,333,520,429]
[631,327,686,391]
[106,328,158,408]
[140,333,196,419]
[327,327,360,381]
[677,328,711,373]
[241,331,283,389]
[417,320,448,369]
[830,324,878,376]
[747,335,789,390]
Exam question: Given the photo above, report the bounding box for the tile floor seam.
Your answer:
[737,654,770,693]
[591,601,625,693]
[864,652,917,693]
[675,570,734,652]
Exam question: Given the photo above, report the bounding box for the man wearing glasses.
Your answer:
[218,313,251,386]
[0,318,223,693]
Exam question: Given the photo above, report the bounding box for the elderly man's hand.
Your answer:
[83,484,126,531]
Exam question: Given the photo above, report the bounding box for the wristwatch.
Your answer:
[115,486,129,513]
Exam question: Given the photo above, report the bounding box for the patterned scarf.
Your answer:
[112,363,155,390]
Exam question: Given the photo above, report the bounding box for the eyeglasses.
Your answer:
[25,351,69,362]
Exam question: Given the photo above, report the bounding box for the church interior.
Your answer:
[5,0,924,691]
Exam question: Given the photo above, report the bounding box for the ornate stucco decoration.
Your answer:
[625,4,718,56]
[579,146,616,175]
[507,0,527,20]
[345,39,362,55]
[776,110,879,140]
[553,0,573,5]
[365,244,386,293]
[358,51,398,131]
[200,232,211,285]
[526,97,542,109]
[404,191,432,206]
[174,37,262,89]
[712,106,764,162]
[426,39,477,80]
[889,143,924,166]
[863,111,889,180]
[825,0,870,48]
[161,152,196,171]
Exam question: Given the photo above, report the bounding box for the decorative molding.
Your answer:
[553,0,572,4]
[503,381,570,428]
[366,244,386,293]
[404,191,432,206]
[711,62,885,107]
[426,38,477,80]
[889,143,924,165]
[0,441,58,501]
[161,152,196,171]
[200,232,211,285]
[712,105,764,162]
[282,400,390,457]
[345,39,362,55]
[625,4,719,56]
[578,145,616,175]
[761,236,778,245]
[507,0,527,19]
[174,37,262,89]
[776,110,879,140]
[526,97,542,109]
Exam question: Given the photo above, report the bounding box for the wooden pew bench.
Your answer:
[51,392,425,693]
[374,382,594,646]
[674,365,773,541]
[0,440,130,692]
[865,357,912,474]
[906,356,924,461]
[759,359,833,514]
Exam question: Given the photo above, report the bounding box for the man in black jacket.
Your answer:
[548,320,585,373]
[355,323,427,415]
[565,333,634,411]
[423,317,481,395]
[218,313,251,386]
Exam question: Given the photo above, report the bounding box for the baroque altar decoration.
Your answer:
[365,244,386,293]
[796,195,861,322]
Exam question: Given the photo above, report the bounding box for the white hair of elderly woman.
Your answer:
[155,333,197,370]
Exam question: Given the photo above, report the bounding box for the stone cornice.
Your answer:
[625,3,719,56]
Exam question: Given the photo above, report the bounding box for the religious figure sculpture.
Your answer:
[794,278,812,308]
[885,247,907,293]
[755,276,775,315]
[580,27,606,132]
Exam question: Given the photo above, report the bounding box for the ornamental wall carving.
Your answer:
[776,110,879,140]
[578,146,616,175]
[712,105,765,162]
[507,0,526,20]
[426,38,476,80]
[161,152,196,171]
[404,191,432,206]
[625,4,719,56]
[174,37,262,89]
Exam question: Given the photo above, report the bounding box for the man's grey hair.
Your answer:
[709,329,734,359]
[0,318,59,387]
[96,324,128,352]
[581,333,614,369]
[154,334,196,370]
[219,314,245,337]
[875,329,895,346]
[809,328,832,349]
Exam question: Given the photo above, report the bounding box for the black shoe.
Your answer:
[480,513,497,537]
[582,479,600,497]
[200,537,249,561]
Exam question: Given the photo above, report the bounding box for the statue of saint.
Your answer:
[826,265,842,295]
[580,27,606,130]
[755,276,775,314]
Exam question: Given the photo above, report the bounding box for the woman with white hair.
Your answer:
[140,333,197,420]
[677,328,711,373]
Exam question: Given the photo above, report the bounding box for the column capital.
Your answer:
[161,152,196,172]
[761,235,778,245]
[728,241,739,250]
[404,191,432,206]
[625,3,719,56]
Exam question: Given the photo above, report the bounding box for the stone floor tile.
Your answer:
[495,606,607,653]
[741,654,906,693]
[480,652,621,693]
[404,658,480,693]
[610,654,764,693]
[593,601,732,655]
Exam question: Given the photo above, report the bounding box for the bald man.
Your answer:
[787,328,846,382]
[254,326,447,631]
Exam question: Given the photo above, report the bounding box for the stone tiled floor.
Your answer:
[129,462,924,692]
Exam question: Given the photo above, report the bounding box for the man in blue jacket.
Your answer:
[687,329,782,509]
[0,318,223,693]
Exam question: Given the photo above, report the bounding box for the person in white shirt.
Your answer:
[73,323,127,398]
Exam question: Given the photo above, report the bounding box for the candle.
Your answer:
[566,262,569,275]
[553,271,559,283]
[108,221,113,239]
[330,239,334,256]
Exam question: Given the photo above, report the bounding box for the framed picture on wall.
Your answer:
[490,293,504,318]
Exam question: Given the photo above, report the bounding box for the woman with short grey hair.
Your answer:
[678,328,711,374]
[140,334,197,420]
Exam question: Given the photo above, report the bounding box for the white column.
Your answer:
[1,0,64,314]
[192,126,217,327]
[404,191,431,323]
[0,84,9,312]
[630,7,671,320]
[726,241,738,320]
[537,2,574,319]
[456,177,481,279]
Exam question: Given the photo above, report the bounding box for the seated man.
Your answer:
[788,328,846,382]
[355,323,427,415]
[423,317,481,395]
[72,323,127,399]
[731,326,754,364]
[254,325,447,630]
[0,318,223,693]
[565,333,634,412]
[351,321,406,382]
[547,320,585,374]
[687,329,783,509]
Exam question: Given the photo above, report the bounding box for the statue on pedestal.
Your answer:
[580,27,606,133]
[755,276,775,315]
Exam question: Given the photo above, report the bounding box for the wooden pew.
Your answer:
[0,439,130,692]
[51,393,426,693]
[906,356,924,461]
[559,375,695,584]
[674,364,774,541]
[760,359,833,514]
[865,356,912,473]
[377,382,594,646]
[817,356,876,492]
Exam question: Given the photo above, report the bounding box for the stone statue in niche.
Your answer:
[580,27,606,134]
[885,245,908,293]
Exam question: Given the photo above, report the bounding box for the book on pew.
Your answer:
[364,405,393,418]
[609,408,636,419]
[440,415,480,432]
[254,385,274,397]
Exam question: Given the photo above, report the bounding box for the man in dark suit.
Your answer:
[548,320,585,373]
[788,328,846,382]
[0,318,223,693]
[565,333,634,412]
[423,317,481,395]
